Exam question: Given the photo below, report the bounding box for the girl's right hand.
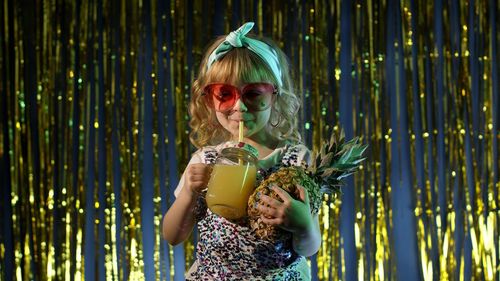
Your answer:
[182,163,213,196]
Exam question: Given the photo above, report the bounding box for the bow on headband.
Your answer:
[206,22,283,88]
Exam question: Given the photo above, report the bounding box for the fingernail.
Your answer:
[253,202,258,209]
[256,192,260,199]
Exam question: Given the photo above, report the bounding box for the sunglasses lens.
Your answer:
[204,83,276,112]
[242,83,275,111]
[205,84,238,112]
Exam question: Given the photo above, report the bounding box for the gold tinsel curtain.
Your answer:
[0,0,498,280]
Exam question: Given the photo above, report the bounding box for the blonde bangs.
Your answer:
[203,48,278,86]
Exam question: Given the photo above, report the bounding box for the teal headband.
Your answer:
[206,22,283,88]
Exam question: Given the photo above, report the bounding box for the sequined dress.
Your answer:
[174,141,312,280]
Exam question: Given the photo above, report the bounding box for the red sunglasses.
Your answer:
[203,83,278,112]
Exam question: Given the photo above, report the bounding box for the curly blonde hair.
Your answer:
[189,35,302,148]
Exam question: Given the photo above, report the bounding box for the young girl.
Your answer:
[162,22,321,280]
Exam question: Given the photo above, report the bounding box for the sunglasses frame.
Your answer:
[202,82,278,112]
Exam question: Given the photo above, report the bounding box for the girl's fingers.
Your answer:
[189,164,213,175]
[271,185,292,202]
[256,203,278,218]
[259,194,282,209]
[296,185,309,204]
[189,174,209,182]
[260,215,282,226]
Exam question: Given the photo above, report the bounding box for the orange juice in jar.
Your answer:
[206,145,258,220]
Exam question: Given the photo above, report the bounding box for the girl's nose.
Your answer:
[233,98,248,112]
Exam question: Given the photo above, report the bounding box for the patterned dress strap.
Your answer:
[281,144,302,166]
[203,149,218,164]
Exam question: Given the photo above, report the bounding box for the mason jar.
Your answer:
[206,144,258,220]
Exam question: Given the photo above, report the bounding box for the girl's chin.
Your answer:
[230,127,255,138]
[230,127,251,136]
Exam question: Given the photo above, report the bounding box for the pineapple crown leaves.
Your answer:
[309,128,368,195]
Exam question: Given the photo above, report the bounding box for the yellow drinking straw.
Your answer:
[239,121,244,142]
[238,121,244,165]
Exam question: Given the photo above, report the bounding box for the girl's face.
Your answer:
[203,82,277,140]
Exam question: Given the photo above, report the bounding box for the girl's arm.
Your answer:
[257,185,321,257]
[161,187,198,245]
[291,213,321,257]
[162,163,212,245]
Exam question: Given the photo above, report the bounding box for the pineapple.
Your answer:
[247,129,367,241]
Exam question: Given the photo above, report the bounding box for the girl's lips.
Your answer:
[228,113,253,122]
[230,118,253,122]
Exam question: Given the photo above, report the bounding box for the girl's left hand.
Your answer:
[256,185,313,233]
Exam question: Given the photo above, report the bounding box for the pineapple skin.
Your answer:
[247,166,321,241]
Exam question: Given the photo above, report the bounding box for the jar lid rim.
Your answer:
[220,143,259,160]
